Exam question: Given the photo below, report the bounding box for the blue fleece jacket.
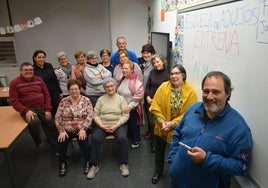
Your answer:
[168,102,253,188]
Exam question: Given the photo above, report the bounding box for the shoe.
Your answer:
[151,172,161,184]
[141,131,149,136]
[86,166,99,179]
[59,162,67,177]
[120,164,129,177]
[143,133,152,139]
[84,161,90,175]
[131,142,140,149]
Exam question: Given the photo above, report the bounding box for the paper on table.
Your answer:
[2,87,9,91]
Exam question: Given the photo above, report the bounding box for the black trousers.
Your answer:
[154,135,168,174]
[21,108,58,152]
[58,132,90,163]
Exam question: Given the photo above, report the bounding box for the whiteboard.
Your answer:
[180,0,268,187]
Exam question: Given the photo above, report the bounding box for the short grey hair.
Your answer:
[57,51,67,60]
[86,50,98,59]
[103,77,117,88]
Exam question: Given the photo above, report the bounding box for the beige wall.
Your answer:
[0,0,148,85]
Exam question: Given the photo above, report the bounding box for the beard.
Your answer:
[204,100,226,116]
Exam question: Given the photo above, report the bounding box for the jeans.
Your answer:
[127,109,141,143]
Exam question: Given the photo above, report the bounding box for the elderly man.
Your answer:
[110,36,139,66]
[9,62,58,152]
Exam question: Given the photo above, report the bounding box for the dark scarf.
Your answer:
[60,64,72,78]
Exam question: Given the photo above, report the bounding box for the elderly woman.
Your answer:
[144,54,169,152]
[117,60,144,149]
[84,50,112,107]
[55,79,93,177]
[149,64,197,184]
[55,51,72,97]
[99,49,114,76]
[113,50,143,83]
[71,50,87,94]
[87,77,130,179]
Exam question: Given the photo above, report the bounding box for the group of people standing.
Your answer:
[9,36,253,188]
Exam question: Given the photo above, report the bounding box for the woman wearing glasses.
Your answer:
[87,77,130,179]
[149,64,197,184]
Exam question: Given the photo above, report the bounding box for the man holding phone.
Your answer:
[167,71,252,188]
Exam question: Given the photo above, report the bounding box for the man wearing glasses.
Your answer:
[9,62,58,153]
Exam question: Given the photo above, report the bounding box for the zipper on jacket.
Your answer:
[183,125,206,188]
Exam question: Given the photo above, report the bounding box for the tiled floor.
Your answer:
[0,129,170,188]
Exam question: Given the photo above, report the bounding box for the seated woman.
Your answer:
[55,79,93,177]
[87,77,130,179]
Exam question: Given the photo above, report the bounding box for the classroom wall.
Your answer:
[110,0,148,53]
[0,0,148,84]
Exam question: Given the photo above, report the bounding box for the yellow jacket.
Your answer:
[149,81,197,143]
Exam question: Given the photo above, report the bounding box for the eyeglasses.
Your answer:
[104,84,115,88]
[170,72,181,76]
[89,57,98,60]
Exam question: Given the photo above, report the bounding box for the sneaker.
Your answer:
[120,164,129,177]
[131,142,140,149]
[86,166,99,179]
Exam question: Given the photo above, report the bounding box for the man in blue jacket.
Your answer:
[168,71,253,188]
[110,36,138,66]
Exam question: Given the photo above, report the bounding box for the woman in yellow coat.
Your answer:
[149,64,197,184]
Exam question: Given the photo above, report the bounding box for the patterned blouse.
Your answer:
[156,88,183,123]
[55,95,93,133]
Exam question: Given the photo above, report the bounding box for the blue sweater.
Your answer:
[168,102,253,188]
[110,49,138,66]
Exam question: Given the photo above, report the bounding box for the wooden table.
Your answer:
[0,106,27,188]
[0,87,9,106]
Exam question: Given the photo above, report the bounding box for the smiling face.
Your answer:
[101,52,110,64]
[169,66,184,89]
[104,81,116,96]
[69,83,81,99]
[122,62,133,78]
[142,51,152,62]
[119,52,129,64]
[152,57,164,71]
[58,55,68,67]
[20,65,34,80]
[34,52,46,68]
[202,76,230,119]
[76,54,85,65]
